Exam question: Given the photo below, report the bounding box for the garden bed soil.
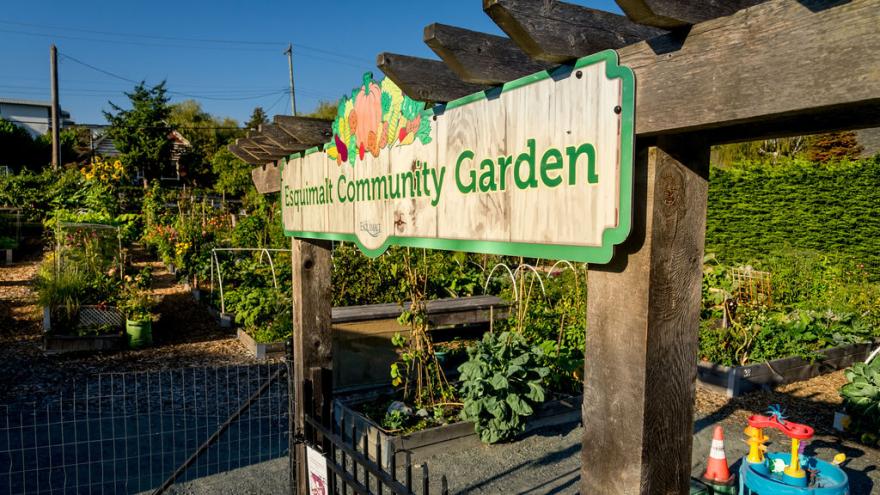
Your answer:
[237,328,285,360]
[334,392,582,466]
[697,339,880,397]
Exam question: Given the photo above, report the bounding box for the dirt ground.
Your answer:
[0,245,258,405]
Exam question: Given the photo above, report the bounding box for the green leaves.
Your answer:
[841,355,880,444]
[458,331,549,444]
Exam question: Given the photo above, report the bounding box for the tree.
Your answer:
[211,147,253,199]
[103,81,172,185]
[168,100,244,185]
[805,131,864,162]
[245,107,269,131]
[0,118,48,171]
[306,101,338,120]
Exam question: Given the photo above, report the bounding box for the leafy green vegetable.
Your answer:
[841,356,880,445]
[458,331,549,444]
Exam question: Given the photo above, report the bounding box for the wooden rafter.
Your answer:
[235,138,278,161]
[227,143,262,164]
[258,123,306,151]
[273,115,333,147]
[376,53,488,103]
[617,0,880,139]
[483,0,665,63]
[615,0,766,29]
[423,23,552,85]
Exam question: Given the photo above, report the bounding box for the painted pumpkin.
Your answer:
[353,73,383,158]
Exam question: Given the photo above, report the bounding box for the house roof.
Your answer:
[0,98,72,119]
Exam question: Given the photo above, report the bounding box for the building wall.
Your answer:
[0,102,51,137]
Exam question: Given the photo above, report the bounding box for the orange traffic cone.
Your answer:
[703,426,734,485]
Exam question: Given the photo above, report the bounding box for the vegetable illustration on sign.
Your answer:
[325,73,432,165]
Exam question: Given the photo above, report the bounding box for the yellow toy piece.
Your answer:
[744,426,770,464]
[784,438,806,479]
[833,453,846,465]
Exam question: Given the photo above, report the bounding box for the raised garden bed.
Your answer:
[697,339,880,397]
[42,305,128,354]
[333,392,581,465]
[236,328,285,359]
[232,295,508,373]
[43,333,127,355]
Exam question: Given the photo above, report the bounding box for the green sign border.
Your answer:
[281,49,634,264]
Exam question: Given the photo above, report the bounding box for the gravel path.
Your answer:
[166,374,880,494]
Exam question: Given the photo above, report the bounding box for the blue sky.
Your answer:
[2,0,622,126]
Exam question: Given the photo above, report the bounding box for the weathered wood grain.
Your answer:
[258,123,308,151]
[620,0,880,139]
[273,115,333,146]
[291,238,333,495]
[234,139,275,162]
[484,0,665,63]
[376,52,488,103]
[583,138,709,494]
[616,0,766,28]
[423,23,552,85]
[247,134,288,156]
[228,143,262,164]
[251,162,281,194]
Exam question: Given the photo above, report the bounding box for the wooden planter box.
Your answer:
[697,339,880,397]
[43,333,127,355]
[42,305,127,354]
[229,295,508,380]
[237,329,286,360]
[333,392,582,465]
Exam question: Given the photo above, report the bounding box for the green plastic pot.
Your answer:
[126,319,153,348]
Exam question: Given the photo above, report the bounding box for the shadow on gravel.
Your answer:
[807,439,876,494]
[454,442,580,494]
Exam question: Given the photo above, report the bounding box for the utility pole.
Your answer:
[50,44,60,169]
[284,43,297,116]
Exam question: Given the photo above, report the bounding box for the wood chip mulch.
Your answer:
[0,245,258,406]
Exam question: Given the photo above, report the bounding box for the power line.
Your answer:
[59,52,292,101]
[0,19,372,64]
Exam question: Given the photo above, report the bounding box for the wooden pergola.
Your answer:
[232,1,880,493]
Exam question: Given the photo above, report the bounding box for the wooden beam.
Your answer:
[616,0,766,29]
[376,52,488,103]
[618,0,880,140]
[423,23,552,85]
[247,134,288,157]
[273,115,333,147]
[291,238,333,495]
[234,139,275,162]
[584,137,709,494]
[227,143,261,164]
[251,162,281,194]
[258,124,306,151]
[483,0,665,63]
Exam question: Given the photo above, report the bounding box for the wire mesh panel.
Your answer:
[0,363,289,495]
[730,267,773,306]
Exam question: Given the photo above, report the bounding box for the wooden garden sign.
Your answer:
[281,50,634,263]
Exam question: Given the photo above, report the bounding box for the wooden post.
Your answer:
[582,138,709,494]
[291,238,333,494]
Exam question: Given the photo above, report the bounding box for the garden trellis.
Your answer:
[209,247,290,314]
[54,222,123,279]
[230,1,880,493]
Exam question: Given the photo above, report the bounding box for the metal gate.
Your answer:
[0,363,290,494]
[299,368,449,495]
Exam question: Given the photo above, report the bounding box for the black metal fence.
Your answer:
[301,367,448,495]
[0,363,289,494]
